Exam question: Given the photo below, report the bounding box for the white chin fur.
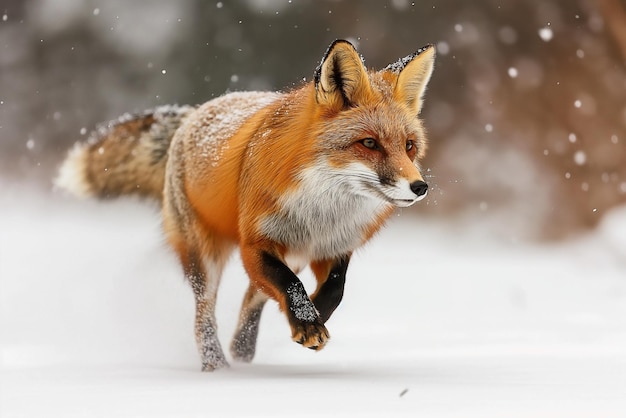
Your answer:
[392,189,427,207]
[394,199,416,208]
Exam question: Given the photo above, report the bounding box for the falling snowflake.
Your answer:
[436,41,450,55]
[574,150,587,166]
[538,26,553,42]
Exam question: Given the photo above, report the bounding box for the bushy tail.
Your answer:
[55,105,195,201]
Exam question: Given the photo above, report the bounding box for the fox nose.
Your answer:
[410,180,428,197]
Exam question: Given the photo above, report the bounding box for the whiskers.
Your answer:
[301,164,392,215]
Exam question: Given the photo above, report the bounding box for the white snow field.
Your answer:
[1,184,626,418]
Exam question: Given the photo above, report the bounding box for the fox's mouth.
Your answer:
[362,182,420,207]
[397,190,428,207]
[392,198,418,207]
[392,193,428,207]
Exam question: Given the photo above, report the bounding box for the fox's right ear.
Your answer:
[314,40,371,109]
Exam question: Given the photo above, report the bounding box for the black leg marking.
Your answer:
[312,256,350,323]
[260,251,329,349]
[261,252,319,324]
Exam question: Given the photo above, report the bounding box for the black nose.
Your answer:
[410,180,428,196]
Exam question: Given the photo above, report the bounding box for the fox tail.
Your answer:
[55,105,194,201]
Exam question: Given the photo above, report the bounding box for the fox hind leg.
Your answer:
[164,170,232,371]
[180,249,229,372]
[230,285,268,363]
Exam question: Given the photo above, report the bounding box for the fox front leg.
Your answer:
[310,255,350,323]
[240,246,330,350]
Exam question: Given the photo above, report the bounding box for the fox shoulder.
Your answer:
[168,91,281,171]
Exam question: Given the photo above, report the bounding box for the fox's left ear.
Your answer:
[387,45,435,115]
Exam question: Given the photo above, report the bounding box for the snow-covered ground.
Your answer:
[2,183,626,417]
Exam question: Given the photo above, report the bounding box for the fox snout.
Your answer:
[398,178,428,206]
[374,176,428,208]
[410,180,428,198]
[392,164,428,206]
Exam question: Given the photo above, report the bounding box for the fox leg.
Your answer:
[310,255,350,323]
[230,285,268,362]
[179,249,229,371]
[240,245,329,350]
[163,164,233,371]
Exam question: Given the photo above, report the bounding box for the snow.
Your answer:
[2,185,626,417]
[574,150,587,166]
[538,26,553,42]
[286,282,318,323]
[436,41,450,56]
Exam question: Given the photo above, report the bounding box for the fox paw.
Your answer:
[291,320,330,350]
[201,358,230,372]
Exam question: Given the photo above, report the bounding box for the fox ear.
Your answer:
[389,45,435,114]
[314,40,371,108]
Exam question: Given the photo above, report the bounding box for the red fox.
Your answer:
[56,40,435,371]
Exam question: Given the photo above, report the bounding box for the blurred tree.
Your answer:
[598,0,626,61]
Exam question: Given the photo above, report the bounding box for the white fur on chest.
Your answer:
[260,160,391,263]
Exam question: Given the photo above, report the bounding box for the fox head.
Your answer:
[313,40,435,207]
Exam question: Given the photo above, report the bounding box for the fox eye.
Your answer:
[360,138,379,150]
[406,140,415,152]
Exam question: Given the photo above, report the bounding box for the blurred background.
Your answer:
[1,0,625,241]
